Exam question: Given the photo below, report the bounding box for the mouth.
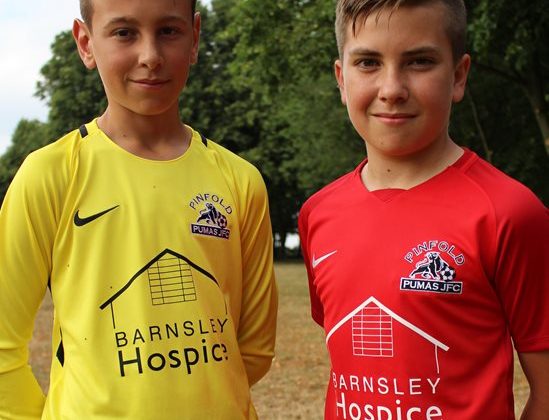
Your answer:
[131,79,169,87]
[373,113,416,124]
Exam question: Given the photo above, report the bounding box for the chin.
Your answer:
[129,103,178,117]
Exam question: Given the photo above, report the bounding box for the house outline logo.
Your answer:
[99,248,226,329]
[326,296,449,374]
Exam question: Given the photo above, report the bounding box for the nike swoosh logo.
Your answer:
[74,205,120,227]
[312,250,337,269]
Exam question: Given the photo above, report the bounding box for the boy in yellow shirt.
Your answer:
[0,1,277,418]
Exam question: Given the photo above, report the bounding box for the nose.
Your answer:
[377,67,408,104]
[138,36,163,70]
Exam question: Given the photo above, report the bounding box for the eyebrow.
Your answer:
[348,46,442,57]
[104,16,138,27]
[347,48,381,57]
[103,15,187,28]
[402,46,442,57]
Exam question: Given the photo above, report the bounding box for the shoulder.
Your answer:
[15,127,84,190]
[455,152,548,247]
[3,126,87,222]
[193,130,266,193]
[459,152,547,224]
[199,135,262,177]
[299,166,360,223]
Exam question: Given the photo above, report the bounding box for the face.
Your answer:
[335,3,470,160]
[73,0,200,118]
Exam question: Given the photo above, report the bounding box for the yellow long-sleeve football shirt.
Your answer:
[0,120,277,419]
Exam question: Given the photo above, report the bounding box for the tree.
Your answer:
[1,30,105,205]
[447,0,549,201]
[35,31,106,140]
[225,0,365,254]
[468,0,549,154]
[2,0,547,222]
[181,0,260,153]
[450,66,549,201]
[0,119,50,200]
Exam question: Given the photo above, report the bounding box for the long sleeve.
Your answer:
[236,168,278,386]
[0,152,64,418]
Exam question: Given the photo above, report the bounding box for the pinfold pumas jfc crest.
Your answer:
[400,241,464,294]
[189,193,232,239]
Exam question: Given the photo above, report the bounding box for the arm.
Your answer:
[237,168,278,386]
[0,153,61,418]
[490,190,549,419]
[297,201,324,327]
[518,351,549,420]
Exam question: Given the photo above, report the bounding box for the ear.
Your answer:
[334,59,347,105]
[190,12,201,65]
[452,53,471,103]
[72,19,96,69]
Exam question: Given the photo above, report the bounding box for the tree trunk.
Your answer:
[524,92,549,155]
[278,231,287,260]
[474,60,549,156]
[523,60,549,155]
[466,90,493,163]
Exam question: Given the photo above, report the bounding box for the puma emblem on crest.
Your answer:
[401,241,464,294]
[74,205,120,227]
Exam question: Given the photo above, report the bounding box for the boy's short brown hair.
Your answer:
[79,0,198,26]
[335,0,467,62]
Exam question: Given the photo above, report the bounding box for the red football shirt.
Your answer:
[299,150,549,419]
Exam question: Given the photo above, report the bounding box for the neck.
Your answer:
[97,106,191,161]
[362,139,463,191]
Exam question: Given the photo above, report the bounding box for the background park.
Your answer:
[2,0,547,417]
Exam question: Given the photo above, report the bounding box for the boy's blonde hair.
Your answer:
[79,0,92,25]
[79,0,198,26]
[335,0,467,62]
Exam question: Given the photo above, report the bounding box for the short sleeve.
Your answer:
[493,191,549,352]
[298,201,325,327]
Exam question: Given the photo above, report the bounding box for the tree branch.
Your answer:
[472,60,527,87]
[466,89,493,163]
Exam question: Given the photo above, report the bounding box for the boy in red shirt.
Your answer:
[299,0,549,418]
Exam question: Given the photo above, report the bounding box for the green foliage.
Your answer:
[223,0,366,251]
[181,0,260,153]
[0,119,51,200]
[36,31,106,139]
[468,0,549,157]
[451,66,549,201]
[2,0,548,231]
[469,0,548,70]
[1,30,105,205]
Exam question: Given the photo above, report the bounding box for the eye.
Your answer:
[159,26,182,37]
[113,28,135,39]
[356,58,380,70]
[408,57,436,68]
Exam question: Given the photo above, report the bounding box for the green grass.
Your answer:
[251,262,328,419]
